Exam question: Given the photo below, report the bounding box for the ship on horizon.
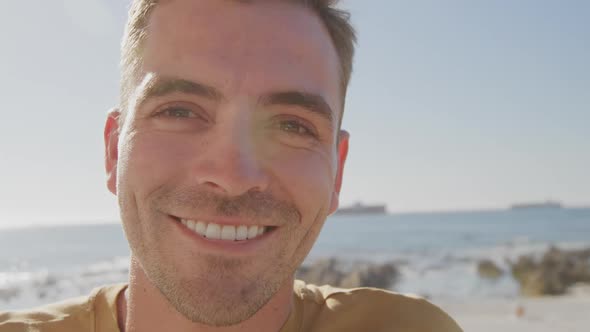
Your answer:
[509,200,563,210]
[334,202,387,215]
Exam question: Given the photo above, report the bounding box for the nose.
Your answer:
[194,122,270,196]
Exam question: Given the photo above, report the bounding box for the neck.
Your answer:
[117,257,294,332]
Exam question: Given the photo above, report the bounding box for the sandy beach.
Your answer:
[436,285,590,332]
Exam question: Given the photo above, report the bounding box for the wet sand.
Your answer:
[436,286,590,332]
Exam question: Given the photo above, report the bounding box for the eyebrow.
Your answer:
[137,76,224,106]
[259,91,334,125]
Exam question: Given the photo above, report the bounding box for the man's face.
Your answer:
[104,0,348,326]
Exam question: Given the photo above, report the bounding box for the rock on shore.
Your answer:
[509,246,590,296]
[477,259,504,279]
[296,258,399,289]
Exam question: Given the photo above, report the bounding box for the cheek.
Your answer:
[118,132,195,246]
[268,149,335,218]
[120,132,192,199]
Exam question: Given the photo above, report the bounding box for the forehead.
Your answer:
[141,0,342,111]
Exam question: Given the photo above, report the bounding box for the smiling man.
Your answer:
[0,0,462,331]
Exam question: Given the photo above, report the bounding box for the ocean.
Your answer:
[1,207,589,310]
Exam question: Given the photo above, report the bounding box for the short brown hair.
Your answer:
[120,0,356,116]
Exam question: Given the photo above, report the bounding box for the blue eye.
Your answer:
[161,107,195,118]
[279,120,316,138]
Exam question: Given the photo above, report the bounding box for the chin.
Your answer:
[151,263,285,325]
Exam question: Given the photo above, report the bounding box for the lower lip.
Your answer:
[169,216,276,255]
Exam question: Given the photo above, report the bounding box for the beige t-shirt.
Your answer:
[0,281,462,332]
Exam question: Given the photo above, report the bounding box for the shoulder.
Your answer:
[0,284,125,332]
[294,280,463,332]
[0,295,93,332]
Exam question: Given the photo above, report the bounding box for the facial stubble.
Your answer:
[126,185,303,326]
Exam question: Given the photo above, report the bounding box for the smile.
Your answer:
[178,219,273,241]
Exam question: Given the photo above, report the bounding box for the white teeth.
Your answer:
[236,226,248,240]
[221,226,236,241]
[205,223,221,239]
[187,220,196,231]
[247,226,259,239]
[179,219,268,241]
[195,221,207,236]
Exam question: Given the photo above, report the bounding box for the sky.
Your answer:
[0,0,588,228]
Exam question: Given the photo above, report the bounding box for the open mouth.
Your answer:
[173,217,277,242]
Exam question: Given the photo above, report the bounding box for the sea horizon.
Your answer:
[2,205,589,231]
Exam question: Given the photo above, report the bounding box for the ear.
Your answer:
[329,130,349,215]
[104,109,121,195]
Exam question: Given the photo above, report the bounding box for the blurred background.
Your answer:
[1,1,589,331]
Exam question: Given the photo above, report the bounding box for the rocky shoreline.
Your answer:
[3,246,589,308]
[501,246,589,296]
[296,258,399,289]
[297,246,590,297]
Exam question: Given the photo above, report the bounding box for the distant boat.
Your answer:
[335,202,387,215]
[510,201,563,210]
